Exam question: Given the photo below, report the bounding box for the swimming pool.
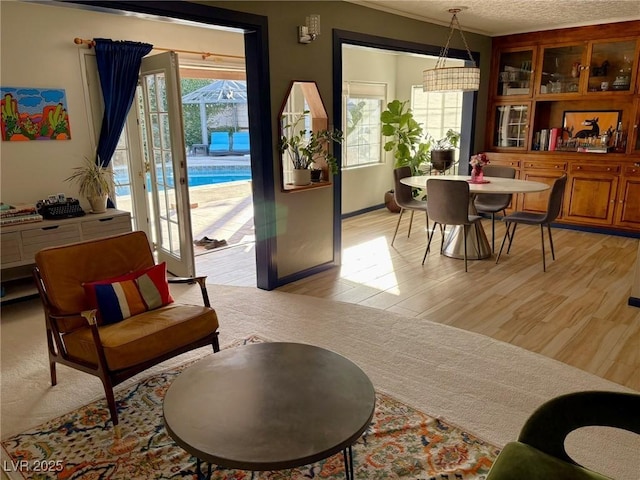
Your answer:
[115,166,252,196]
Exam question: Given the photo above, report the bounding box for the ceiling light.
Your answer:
[423,8,480,92]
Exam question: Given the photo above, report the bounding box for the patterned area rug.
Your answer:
[2,336,498,479]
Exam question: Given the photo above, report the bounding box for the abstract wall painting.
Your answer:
[0,87,72,141]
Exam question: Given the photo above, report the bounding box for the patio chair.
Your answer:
[209,132,230,155]
[231,131,250,154]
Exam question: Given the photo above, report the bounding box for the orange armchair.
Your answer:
[33,231,219,427]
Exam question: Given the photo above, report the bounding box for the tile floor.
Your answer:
[189,179,257,287]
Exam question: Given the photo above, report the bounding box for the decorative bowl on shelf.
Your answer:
[612,76,630,90]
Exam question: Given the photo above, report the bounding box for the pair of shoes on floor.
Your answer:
[194,237,228,249]
[204,239,228,250]
[194,236,216,246]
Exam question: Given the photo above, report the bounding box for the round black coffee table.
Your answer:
[163,342,376,480]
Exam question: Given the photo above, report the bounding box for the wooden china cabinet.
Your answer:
[485,21,640,233]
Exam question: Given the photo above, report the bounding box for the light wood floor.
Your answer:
[197,209,640,390]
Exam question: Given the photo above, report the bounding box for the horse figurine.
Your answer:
[591,60,610,77]
[574,117,600,138]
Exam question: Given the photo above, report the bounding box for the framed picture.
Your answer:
[562,110,621,139]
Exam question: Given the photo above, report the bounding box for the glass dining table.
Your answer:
[400,174,550,260]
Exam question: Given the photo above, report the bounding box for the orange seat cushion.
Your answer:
[63,304,219,371]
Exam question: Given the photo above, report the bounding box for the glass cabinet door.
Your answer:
[538,44,586,95]
[496,48,534,97]
[493,104,529,148]
[587,39,637,93]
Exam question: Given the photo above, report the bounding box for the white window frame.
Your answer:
[411,86,463,171]
[342,81,386,169]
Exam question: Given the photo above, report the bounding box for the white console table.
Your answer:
[0,209,131,303]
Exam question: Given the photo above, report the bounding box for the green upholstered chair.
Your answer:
[486,391,640,480]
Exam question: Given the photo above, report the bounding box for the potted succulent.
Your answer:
[279,112,343,186]
[65,155,114,213]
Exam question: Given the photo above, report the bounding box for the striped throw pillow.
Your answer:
[83,263,173,325]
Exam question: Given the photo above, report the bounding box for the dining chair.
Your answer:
[496,173,568,272]
[391,166,429,246]
[473,165,516,252]
[423,178,482,272]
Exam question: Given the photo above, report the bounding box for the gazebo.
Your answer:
[181,79,248,146]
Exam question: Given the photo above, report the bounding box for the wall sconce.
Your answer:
[298,14,320,44]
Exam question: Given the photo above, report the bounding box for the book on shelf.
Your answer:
[0,204,37,218]
[0,213,43,225]
[548,128,562,151]
[539,129,549,151]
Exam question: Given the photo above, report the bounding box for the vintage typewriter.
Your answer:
[37,198,86,220]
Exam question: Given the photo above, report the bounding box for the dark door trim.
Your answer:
[65,0,277,290]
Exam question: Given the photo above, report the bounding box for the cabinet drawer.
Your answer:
[623,165,640,177]
[571,163,620,174]
[1,232,22,264]
[523,161,566,170]
[81,214,131,240]
[21,224,81,256]
[492,160,521,168]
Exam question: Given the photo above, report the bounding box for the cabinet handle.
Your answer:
[576,166,581,170]
[98,218,114,222]
[606,167,611,171]
[555,165,559,168]
[41,226,60,231]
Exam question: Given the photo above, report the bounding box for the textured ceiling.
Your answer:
[348,0,640,36]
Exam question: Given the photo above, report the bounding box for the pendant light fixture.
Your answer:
[423,8,480,92]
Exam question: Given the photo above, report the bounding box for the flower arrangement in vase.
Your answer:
[469,152,489,183]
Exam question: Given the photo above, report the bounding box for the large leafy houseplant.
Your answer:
[381,100,429,176]
[381,99,461,175]
[279,112,343,176]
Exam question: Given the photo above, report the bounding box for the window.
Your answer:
[411,86,463,170]
[411,86,463,140]
[342,82,386,168]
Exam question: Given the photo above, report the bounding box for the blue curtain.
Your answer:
[94,38,153,168]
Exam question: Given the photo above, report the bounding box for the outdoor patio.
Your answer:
[186,154,256,286]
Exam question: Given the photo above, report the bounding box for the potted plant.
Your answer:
[381,100,461,174]
[425,129,461,172]
[279,111,343,186]
[65,155,114,213]
[381,100,430,176]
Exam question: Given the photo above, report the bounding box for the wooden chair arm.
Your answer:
[80,309,98,326]
[168,276,211,307]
